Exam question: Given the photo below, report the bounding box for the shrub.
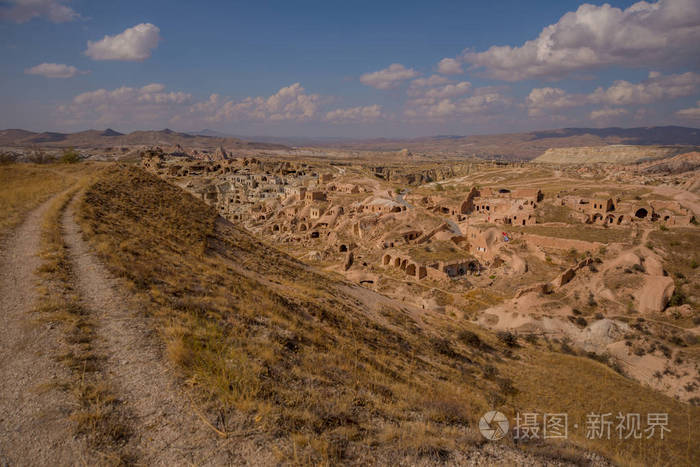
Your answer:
[587,292,597,307]
[0,152,16,164]
[560,339,575,355]
[458,330,482,349]
[61,147,81,164]
[668,290,685,307]
[497,331,518,348]
[497,377,517,396]
[27,149,55,164]
[482,365,497,379]
[524,333,538,344]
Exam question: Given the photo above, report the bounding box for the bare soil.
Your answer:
[0,196,89,465]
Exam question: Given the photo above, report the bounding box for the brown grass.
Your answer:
[648,228,700,320]
[510,224,632,244]
[75,165,699,464]
[508,350,699,466]
[34,170,134,464]
[0,163,92,237]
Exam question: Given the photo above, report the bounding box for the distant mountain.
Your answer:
[3,126,698,160]
[528,126,700,145]
[101,128,123,137]
[195,129,236,138]
[193,130,357,147]
[0,128,289,151]
[325,126,700,160]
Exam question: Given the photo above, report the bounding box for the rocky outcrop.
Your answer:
[637,151,700,174]
[534,145,684,164]
[214,146,229,161]
[549,257,593,289]
[635,275,675,314]
[369,163,474,185]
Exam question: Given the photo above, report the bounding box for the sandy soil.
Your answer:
[0,196,89,465]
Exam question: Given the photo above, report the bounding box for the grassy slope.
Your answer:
[0,163,94,236]
[33,169,132,463]
[77,165,698,465]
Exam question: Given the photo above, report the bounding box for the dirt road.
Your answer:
[0,196,88,465]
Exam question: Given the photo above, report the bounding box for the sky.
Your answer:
[1,0,699,138]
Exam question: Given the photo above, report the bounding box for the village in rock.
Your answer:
[141,145,700,405]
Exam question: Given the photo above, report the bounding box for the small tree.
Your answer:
[61,147,81,164]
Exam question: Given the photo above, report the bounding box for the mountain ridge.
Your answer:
[0,128,288,150]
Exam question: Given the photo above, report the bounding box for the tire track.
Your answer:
[0,195,88,466]
[61,196,243,466]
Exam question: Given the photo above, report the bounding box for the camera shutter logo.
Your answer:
[479,411,509,440]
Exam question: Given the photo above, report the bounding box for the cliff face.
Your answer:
[534,145,690,164]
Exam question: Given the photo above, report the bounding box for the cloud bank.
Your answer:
[463,0,700,81]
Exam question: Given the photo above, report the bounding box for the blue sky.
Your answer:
[1,0,699,137]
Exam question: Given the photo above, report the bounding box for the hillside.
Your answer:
[68,165,696,464]
[0,128,288,150]
[637,151,700,174]
[324,126,700,160]
[533,145,689,164]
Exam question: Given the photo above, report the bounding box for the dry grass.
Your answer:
[75,165,699,464]
[510,224,632,244]
[508,350,699,466]
[648,228,700,319]
[34,170,134,464]
[0,163,91,237]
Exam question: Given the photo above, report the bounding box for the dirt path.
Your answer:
[61,197,263,465]
[0,196,89,466]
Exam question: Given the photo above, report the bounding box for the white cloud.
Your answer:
[589,71,700,106]
[526,72,700,116]
[325,105,383,123]
[437,58,463,75]
[422,82,472,100]
[405,87,509,119]
[410,75,450,87]
[25,62,84,78]
[676,100,700,120]
[526,87,586,116]
[58,83,191,127]
[0,0,79,23]
[85,23,160,61]
[464,0,700,81]
[590,108,629,120]
[189,83,322,122]
[360,63,418,89]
